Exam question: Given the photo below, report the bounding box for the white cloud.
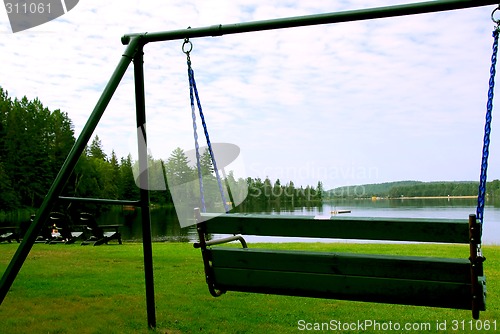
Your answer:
[0,1,499,189]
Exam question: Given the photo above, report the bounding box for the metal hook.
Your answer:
[492,5,500,25]
[182,38,193,55]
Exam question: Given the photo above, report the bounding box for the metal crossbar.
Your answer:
[122,0,499,45]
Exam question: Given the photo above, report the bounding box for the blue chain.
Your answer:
[185,44,229,213]
[187,60,206,212]
[476,27,499,224]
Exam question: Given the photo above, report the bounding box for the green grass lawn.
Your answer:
[0,242,499,333]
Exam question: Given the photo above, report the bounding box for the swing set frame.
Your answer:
[0,0,498,329]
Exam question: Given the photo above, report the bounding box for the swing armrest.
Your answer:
[193,235,248,249]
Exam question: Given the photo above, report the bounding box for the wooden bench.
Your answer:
[46,212,84,245]
[79,213,122,246]
[194,210,486,319]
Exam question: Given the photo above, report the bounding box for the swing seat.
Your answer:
[194,210,486,319]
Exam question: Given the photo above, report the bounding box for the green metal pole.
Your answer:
[0,36,142,304]
[133,42,156,329]
[122,0,499,45]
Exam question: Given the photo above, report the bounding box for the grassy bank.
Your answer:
[0,242,499,333]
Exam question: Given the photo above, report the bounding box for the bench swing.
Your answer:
[185,10,499,320]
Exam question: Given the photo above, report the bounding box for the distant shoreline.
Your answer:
[386,195,478,200]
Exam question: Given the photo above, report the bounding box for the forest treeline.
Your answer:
[328,180,500,199]
[4,87,495,213]
[0,88,323,213]
[388,181,486,198]
[0,87,140,211]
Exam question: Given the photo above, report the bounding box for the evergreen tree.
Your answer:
[49,109,75,174]
[165,147,193,186]
[99,154,119,199]
[120,154,139,200]
[316,181,324,201]
[245,177,257,202]
[72,150,101,199]
[0,88,10,160]
[263,177,272,203]
[199,149,214,177]
[88,135,106,160]
[273,179,282,202]
[296,186,305,204]
[1,94,75,208]
[0,162,19,210]
[285,181,296,204]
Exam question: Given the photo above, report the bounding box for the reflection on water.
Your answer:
[2,198,497,244]
[97,206,199,243]
[96,197,500,245]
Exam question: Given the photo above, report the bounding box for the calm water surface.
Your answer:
[100,197,500,245]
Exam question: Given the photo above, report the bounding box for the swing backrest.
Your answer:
[199,212,470,243]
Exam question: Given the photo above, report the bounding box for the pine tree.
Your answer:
[316,181,324,201]
[88,135,107,160]
[120,154,139,200]
[165,147,194,186]
[199,149,214,177]
[273,179,282,202]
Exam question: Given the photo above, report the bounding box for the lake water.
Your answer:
[101,197,500,245]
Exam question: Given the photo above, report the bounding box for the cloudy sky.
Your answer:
[1,1,499,190]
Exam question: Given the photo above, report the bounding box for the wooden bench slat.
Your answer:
[212,268,475,310]
[201,213,470,243]
[209,248,471,283]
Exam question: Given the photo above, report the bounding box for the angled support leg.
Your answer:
[0,36,142,304]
